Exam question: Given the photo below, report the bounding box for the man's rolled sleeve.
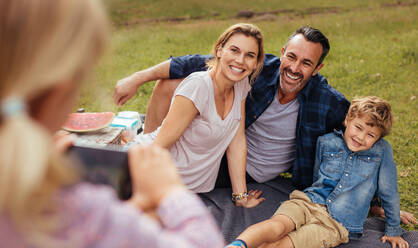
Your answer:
[169,54,212,79]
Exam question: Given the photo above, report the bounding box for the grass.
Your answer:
[81,0,417,229]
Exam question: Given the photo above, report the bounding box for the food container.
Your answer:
[110,116,139,143]
[117,111,140,123]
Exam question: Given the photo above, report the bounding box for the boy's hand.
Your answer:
[381,235,409,248]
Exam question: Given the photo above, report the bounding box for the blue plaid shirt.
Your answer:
[170,54,350,189]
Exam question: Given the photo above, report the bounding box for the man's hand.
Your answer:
[381,235,409,248]
[370,206,417,225]
[400,211,417,225]
[235,189,265,208]
[113,73,141,107]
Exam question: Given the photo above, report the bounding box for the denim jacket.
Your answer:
[304,131,403,238]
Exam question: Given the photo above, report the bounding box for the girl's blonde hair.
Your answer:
[0,0,108,245]
[206,23,264,85]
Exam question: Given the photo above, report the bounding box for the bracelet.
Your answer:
[226,239,248,248]
[232,192,248,202]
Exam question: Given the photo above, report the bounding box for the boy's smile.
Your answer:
[344,116,382,152]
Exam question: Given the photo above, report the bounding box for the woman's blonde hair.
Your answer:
[206,23,264,85]
[0,0,108,245]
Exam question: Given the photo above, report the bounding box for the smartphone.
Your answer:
[67,143,132,200]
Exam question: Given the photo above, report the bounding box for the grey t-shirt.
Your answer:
[246,93,299,182]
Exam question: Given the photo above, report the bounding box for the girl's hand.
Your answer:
[128,145,186,211]
[381,235,409,248]
[235,190,265,208]
[53,130,75,153]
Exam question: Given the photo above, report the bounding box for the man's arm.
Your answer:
[113,54,211,107]
[169,54,212,79]
[113,60,171,107]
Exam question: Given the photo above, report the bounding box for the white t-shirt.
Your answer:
[133,71,251,192]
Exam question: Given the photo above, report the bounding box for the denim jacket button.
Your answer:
[338,185,342,188]
[345,173,349,177]
[328,199,332,203]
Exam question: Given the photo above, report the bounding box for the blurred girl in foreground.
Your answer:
[0,0,223,247]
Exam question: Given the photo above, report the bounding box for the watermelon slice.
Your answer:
[63,112,115,132]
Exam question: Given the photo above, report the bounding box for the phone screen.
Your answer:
[67,143,132,199]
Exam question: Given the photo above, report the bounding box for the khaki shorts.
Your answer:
[274,190,349,248]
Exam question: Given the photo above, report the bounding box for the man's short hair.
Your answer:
[285,26,330,67]
[346,96,393,137]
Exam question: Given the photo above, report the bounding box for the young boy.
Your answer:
[227,96,409,248]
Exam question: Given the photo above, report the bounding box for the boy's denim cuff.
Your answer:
[385,224,403,236]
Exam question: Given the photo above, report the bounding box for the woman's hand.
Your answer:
[381,235,409,248]
[235,189,265,208]
[127,145,186,211]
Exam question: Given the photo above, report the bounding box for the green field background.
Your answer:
[80,0,417,229]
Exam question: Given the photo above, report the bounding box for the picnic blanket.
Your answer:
[198,177,418,247]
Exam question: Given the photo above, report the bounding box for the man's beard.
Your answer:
[279,68,310,94]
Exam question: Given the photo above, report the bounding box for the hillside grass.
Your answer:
[81,0,417,229]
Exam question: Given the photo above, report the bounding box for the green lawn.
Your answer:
[82,0,417,229]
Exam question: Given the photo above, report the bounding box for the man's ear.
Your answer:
[281,47,285,56]
[312,63,324,76]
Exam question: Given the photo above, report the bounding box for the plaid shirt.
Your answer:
[170,54,350,189]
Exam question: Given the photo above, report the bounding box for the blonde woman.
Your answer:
[0,0,223,247]
[131,24,265,208]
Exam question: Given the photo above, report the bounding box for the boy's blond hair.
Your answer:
[345,96,393,137]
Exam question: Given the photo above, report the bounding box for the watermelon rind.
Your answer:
[62,112,115,133]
